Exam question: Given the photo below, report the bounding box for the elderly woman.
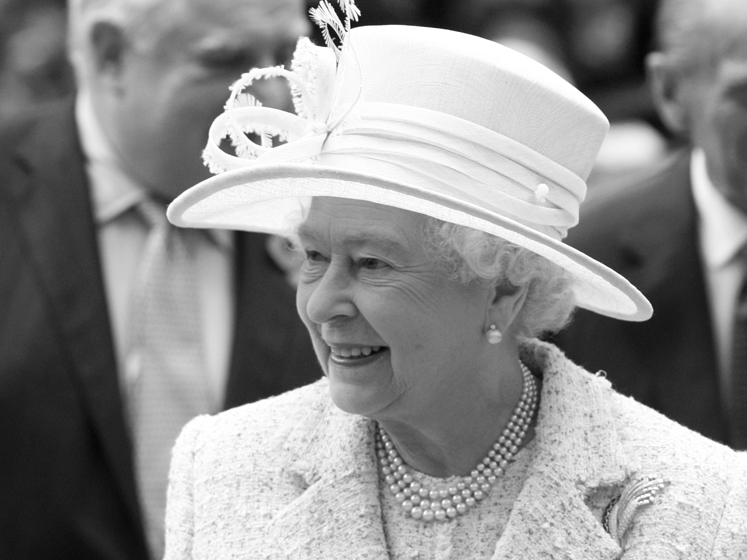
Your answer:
[163,3,747,559]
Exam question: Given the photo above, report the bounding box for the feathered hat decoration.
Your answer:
[202,0,360,174]
[309,0,361,61]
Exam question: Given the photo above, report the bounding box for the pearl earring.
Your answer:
[486,324,502,344]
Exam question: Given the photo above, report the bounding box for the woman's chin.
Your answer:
[327,348,391,415]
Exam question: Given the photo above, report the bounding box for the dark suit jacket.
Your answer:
[0,99,321,560]
[555,151,729,445]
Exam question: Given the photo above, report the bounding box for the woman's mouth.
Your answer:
[329,345,387,365]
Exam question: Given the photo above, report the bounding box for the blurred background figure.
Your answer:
[0,0,318,559]
[441,0,668,198]
[556,0,747,449]
[0,0,72,121]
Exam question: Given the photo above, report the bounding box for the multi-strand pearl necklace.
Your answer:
[375,362,538,522]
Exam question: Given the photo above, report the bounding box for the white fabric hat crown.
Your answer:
[168,1,652,321]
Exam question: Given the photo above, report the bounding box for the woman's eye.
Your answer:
[304,249,325,262]
[359,257,385,270]
[299,249,327,281]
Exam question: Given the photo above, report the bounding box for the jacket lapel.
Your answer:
[268,395,389,559]
[494,342,626,560]
[7,100,142,530]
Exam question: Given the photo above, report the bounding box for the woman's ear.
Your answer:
[486,281,529,336]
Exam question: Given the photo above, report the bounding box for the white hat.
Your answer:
[167,5,652,322]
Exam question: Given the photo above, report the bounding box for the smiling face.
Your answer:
[295,197,497,422]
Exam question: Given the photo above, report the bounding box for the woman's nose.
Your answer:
[303,263,357,325]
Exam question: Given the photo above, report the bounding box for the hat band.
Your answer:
[203,102,587,240]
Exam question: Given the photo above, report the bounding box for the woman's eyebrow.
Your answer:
[296,223,321,244]
[297,224,410,255]
[345,231,409,253]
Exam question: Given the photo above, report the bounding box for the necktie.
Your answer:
[127,199,214,559]
[730,249,747,449]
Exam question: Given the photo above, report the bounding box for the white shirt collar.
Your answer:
[691,148,747,269]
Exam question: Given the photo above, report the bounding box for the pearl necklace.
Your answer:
[375,362,538,522]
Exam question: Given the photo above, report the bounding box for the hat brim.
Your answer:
[168,163,652,322]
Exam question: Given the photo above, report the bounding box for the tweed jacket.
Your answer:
[164,340,747,560]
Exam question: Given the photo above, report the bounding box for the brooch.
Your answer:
[602,474,669,545]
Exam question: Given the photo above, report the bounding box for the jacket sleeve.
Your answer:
[164,415,213,560]
[711,452,747,559]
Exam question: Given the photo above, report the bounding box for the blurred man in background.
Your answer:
[0,0,71,121]
[0,0,318,558]
[557,0,747,449]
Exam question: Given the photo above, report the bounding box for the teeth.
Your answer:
[331,346,383,358]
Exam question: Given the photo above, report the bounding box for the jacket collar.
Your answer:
[267,394,389,559]
[270,341,626,559]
